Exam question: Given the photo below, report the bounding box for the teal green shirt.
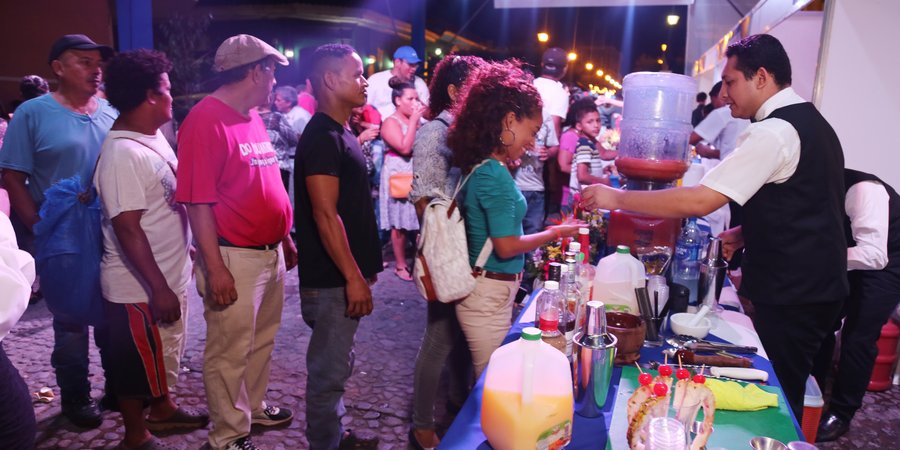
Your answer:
[460,159,527,274]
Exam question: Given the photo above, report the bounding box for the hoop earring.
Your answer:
[499,128,516,146]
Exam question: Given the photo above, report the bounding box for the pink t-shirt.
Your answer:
[297,92,317,115]
[559,129,580,155]
[175,96,292,247]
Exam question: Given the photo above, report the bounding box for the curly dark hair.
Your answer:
[388,76,415,106]
[104,49,172,114]
[309,43,355,96]
[447,60,542,174]
[425,54,484,120]
[726,34,792,88]
[19,75,49,100]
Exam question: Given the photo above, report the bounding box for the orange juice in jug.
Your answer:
[481,327,573,450]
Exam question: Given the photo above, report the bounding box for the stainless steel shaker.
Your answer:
[698,236,727,310]
[572,300,617,417]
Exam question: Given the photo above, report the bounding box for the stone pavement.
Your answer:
[7,266,442,450]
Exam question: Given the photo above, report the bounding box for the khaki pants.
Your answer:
[455,276,520,379]
[156,289,189,391]
[196,246,285,450]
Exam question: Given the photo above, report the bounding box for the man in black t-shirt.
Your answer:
[294,44,382,450]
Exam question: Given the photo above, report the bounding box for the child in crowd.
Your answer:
[569,103,614,201]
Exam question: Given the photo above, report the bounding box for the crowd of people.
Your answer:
[0,29,896,450]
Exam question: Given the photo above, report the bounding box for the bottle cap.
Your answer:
[579,227,590,235]
[547,262,562,281]
[569,242,581,253]
[521,327,542,341]
[616,245,631,254]
[544,280,559,291]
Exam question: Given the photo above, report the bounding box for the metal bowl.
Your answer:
[749,436,787,450]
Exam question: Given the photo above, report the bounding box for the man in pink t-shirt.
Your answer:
[175,34,297,450]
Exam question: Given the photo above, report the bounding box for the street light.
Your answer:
[284,49,295,58]
[585,62,594,71]
[657,58,664,65]
[667,15,680,26]
[604,75,611,81]
[567,51,577,61]
[435,48,442,56]
[661,43,668,52]
[596,69,604,77]
[537,32,549,43]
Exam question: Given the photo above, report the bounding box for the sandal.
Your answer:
[395,266,413,282]
[145,406,209,431]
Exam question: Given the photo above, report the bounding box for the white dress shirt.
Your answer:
[701,87,807,205]
[846,180,890,271]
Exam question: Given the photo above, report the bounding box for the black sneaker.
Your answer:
[250,404,293,426]
[62,398,102,428]
[225,436,260,450]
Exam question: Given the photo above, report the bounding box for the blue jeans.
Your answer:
[521,190,546,235]
[300,286,361,450]
[51,317,110,405]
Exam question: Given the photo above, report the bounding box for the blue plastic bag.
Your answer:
[33,175,103,326]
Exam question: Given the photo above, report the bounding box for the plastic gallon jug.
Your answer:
[481,327,573,450]
[592,245,646,314]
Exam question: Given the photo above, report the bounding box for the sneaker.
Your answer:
[61,398,102,429]
[250,403,293,426]
[224,436,260,450]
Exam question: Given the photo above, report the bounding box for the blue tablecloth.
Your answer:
[438,291,804,449]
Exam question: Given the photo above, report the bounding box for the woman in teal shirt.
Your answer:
[447,61,581,378]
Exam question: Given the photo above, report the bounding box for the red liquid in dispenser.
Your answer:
[607,209,681,253]
[615,157,690,182]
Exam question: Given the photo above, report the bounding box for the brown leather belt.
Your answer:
[472,268,522,282]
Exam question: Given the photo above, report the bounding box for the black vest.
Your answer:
[844,169,900,295]
[740,102,848,305]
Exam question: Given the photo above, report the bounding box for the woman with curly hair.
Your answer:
[380,77,424,281]
[447,61,581,379]
[408,54,484,450]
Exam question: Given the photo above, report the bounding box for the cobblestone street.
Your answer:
[7,266,440,450]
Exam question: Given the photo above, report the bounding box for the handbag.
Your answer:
[389,172,414,199]
[413,160,493,303]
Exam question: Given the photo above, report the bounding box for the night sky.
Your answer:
[199,0,688,82]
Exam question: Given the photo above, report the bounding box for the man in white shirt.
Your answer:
[690,80,751,235]
[366,46,429,119]
[533,47,569,219]
[813,169,900,442]
[0,210,36,449]
[580,34,847,420]
[273,85,312,137]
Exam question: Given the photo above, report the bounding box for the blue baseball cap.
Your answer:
[393,46,422,64]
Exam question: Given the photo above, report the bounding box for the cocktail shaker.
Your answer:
[573,301,617,417]
[698,236,727,311]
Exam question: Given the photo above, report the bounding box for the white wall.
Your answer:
[767,11,823,101]
[815,0,900,189]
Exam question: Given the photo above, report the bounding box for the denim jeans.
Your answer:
[51,317,110,405]
[0,343,36,450]
[300,286,361,450]
[520,190,546,235]
[412,301,471,430]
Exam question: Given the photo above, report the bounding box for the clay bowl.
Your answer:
[606,312,646,365]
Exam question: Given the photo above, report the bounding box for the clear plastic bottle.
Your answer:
[671,218,702,305]
[535,281,567,355]
[560,261,581,359]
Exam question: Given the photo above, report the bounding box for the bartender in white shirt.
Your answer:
[0,209,37,448]
[579,34,848,420]
[813,169,900,442]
